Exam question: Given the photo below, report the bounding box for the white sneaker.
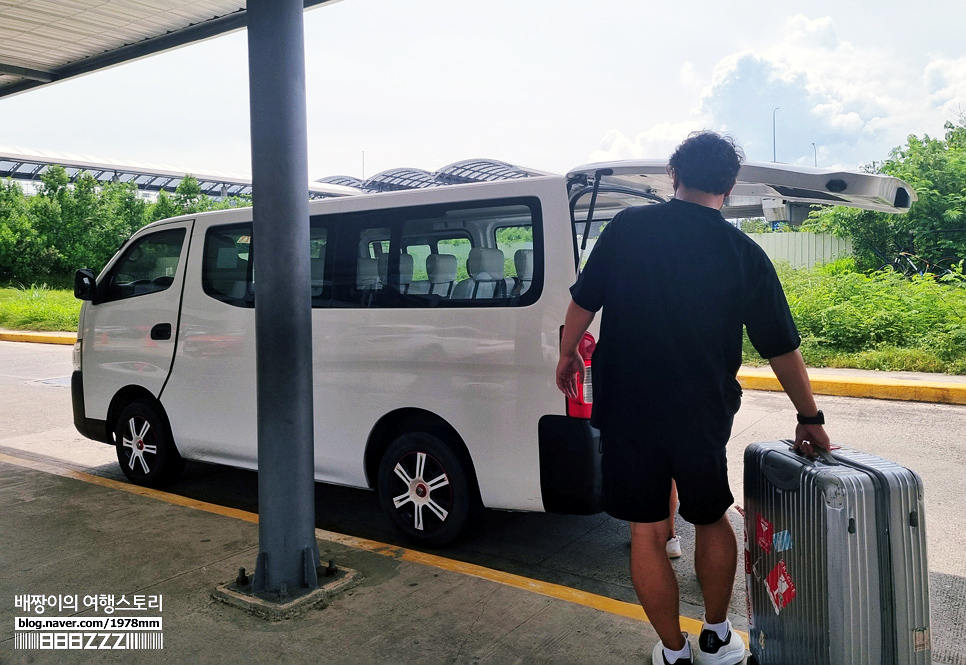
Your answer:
[694,623,745,665]
[666,536,682,559]
[651,633,692,664]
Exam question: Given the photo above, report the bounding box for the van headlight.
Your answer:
[73,340,82,372]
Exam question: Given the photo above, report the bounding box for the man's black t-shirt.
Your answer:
[570,198,800,439]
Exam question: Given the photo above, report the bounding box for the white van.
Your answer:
[71,160,915,546]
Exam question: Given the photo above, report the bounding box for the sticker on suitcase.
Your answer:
[756,514,774,553]
[765,560,797,614]
[773,529,793,552]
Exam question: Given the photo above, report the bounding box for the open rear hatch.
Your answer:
[567,159,916,222]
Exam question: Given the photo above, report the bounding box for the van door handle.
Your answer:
[150,323,172,341]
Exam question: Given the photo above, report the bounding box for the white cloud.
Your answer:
[589,121,704,164]
[679,61,701,90]
[924,56,966,121]
[783,14,839,50]
[592,14,964,170]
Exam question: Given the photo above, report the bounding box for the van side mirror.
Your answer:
[74,269,96,301]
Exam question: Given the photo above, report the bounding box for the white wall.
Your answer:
[745,232,851,268]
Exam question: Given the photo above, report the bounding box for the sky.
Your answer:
[2,0,965,182]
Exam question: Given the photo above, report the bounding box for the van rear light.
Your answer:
[564,331,595,419]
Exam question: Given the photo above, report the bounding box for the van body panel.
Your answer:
[307,176,573,508]
[161,223,257,465]
[80,220,193,422]
[311,304,557,507]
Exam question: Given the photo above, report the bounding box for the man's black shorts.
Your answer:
[600,422,735,525]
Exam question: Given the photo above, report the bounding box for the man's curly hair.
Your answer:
[667,131,744,195]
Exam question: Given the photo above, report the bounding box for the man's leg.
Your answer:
[630,519,686,651]
[693,513,737,623]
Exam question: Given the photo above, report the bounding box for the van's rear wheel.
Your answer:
[377,432,472,548]
[115,400,184,487]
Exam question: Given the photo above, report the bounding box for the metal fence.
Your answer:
[745,232,852,268]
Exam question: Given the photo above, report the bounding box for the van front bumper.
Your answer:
[538,416,602,515]
[71,371,111,444]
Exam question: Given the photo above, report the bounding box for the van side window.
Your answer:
[103,228,186,302]
[496,225,534,297]
[315,197,541,309]
[202,225,253,307]
[310,227,328,298]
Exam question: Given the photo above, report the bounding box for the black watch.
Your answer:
[797,410,825,425]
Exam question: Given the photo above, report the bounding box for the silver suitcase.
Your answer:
[742,441,931,665]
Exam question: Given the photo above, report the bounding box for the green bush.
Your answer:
[842,347,947,373]
[743,261,966,374]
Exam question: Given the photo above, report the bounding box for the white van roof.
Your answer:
[567,159,916,215]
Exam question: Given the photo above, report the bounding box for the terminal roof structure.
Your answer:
[0,146,356,199]
[317,158,550,193]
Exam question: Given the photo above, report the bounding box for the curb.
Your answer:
[0,330,76,345]
[737,370,966,406]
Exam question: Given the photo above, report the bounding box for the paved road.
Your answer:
[2,340,965,663]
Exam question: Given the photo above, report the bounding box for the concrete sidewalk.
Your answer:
[0,453,665,665]
[5,328,966,405]
[1,334,959,664]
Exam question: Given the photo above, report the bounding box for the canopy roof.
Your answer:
[0,0,339,99]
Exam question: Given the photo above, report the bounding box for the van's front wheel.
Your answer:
[377,433,472,548]
[115,400,184,487]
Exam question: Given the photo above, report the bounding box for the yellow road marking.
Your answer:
[0,330,76,345]
[1,450,748,646]
[0,452,257,524]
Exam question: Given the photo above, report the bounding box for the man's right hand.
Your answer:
[555,351,585,400]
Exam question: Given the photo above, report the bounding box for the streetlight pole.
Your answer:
[772,107,780,162]
[812,142,817,167]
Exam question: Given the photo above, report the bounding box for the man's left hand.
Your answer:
[794,423,830,458]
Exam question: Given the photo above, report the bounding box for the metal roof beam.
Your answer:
[0,62,55,83]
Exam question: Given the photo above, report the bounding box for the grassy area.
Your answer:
[0,284,81,332]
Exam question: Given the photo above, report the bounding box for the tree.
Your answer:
[146,178,251,223]
[0,179,50,282]
[804,118,966,270]
[0,165,255,284]
[148,190,180,222]
[73,180,148,271]
[174,174,215,214]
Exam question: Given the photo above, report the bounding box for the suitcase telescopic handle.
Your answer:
[780,439,839,465]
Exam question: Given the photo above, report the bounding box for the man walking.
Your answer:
[555,131,829,665]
